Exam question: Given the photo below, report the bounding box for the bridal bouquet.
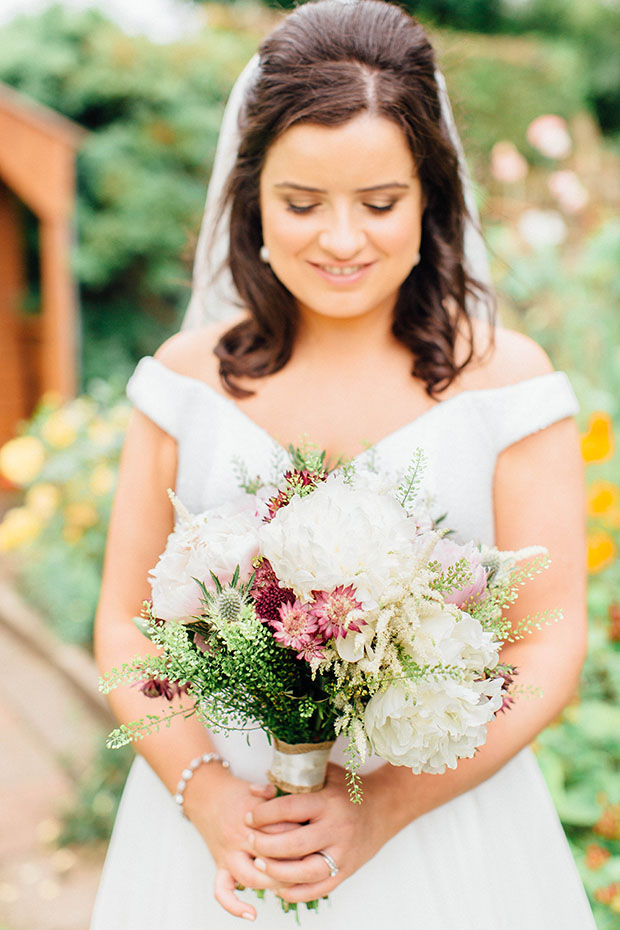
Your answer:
[101,447,554,802]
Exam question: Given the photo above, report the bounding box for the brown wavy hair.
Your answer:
[214,0,493,397]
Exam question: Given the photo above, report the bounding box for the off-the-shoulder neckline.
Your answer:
[137,357,568,464]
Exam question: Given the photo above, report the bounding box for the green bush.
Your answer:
[0,4,258,385]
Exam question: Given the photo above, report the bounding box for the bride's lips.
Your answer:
[308,261,375,285]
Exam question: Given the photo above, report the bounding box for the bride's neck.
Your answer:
[293,305,400,371]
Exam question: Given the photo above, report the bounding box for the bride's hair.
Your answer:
[214,0,493,397]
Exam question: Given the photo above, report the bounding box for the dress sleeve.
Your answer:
[484,371,579,455]
[126,356,186,439]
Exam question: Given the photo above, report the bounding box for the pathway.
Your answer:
[0,562,112,930]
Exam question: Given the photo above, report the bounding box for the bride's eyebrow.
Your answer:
[273,182,411,192]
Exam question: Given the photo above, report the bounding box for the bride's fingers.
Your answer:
[248,783,277,800]
[254,851,339,886]
[248,822,324,860]
[213,867,256,921]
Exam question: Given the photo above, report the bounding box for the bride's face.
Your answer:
[259,113,424,324]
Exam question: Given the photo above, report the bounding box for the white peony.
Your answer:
[258,472,420,608]
[408,602,500,674]
[149,496,262,623]
[364,678,504,774]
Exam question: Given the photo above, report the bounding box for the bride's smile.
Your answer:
[259,112,424,323]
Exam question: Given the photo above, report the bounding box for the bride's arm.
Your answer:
[94,405,280,921]
[246,412,587,903]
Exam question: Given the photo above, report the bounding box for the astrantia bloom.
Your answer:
[311,584,364,639]
[271,599,321,651]
[252,559,295,624]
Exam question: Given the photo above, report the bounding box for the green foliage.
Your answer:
[0,4,258,384]
[59,742,133,845]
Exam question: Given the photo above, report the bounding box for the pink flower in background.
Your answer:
[490,141,528,184]
[548,170,589,214]
[431,538,488,608]
[311,584,364,639]
[526,115,572,160]
[271,599,320,651]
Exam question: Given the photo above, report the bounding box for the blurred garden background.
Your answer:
[0,0,618,927]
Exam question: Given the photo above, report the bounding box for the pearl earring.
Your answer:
[259,245,270,263]
[412,251,421,267]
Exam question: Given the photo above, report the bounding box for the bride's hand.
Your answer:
[246,763,390,904]
[183,764,289,920]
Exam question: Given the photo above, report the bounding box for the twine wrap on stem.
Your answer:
[267,737,335,793]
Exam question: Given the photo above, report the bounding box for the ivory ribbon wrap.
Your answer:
[267,738,335,793]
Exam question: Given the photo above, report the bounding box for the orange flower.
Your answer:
[594,803,620,841]
[587,480,620,517]
[587,531,617,573]
[594,882,620,912]
[581,412,614,464]
[585,843,611,870]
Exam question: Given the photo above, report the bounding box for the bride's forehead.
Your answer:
[261,114,417,184]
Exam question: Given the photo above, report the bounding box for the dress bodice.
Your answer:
[127,356,578,547]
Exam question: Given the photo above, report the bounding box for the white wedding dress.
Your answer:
[91,356,596,929]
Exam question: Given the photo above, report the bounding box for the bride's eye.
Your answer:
[286,203,319,214]
[364,202,396,213]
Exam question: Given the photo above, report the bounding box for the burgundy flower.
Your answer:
[137,678,187,700]
[494,666,518,714]
[310,584,364,639]
[252,559,295,624]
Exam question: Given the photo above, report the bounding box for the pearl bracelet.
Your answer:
[173,752,231,816]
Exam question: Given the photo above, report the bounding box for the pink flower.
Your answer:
[296,639,327,663]
[526,115,572,160]
[432,539,488,608]
[548,170,588,214]
[490,141,528,184]
[271,599,321,651]
[310,584,364,639]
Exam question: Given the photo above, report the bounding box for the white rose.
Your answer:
[149,497,261,623]
[364,678,503,774]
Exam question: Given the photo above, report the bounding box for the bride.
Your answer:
[92,1,595,926]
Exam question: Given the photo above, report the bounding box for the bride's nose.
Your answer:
[318,208,366,258]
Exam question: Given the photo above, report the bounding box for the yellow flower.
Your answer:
[108,404,131,430]
[581,412,614,464]
[62,525,84,544]
[0,507,43,551]
[41,410,78,449]
[587,531,617,573]
[88,419,117,447]
[25,483,61,520]
[89,464,115,497]
[587,480,620,517]
[64,501,99,529]
[0,436,46,486]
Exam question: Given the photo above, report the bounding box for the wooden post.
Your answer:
[0,183,28,446]
[39,218,77,399]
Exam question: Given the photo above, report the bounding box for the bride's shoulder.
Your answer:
[461,318,554,391]
[153,315,245,389]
